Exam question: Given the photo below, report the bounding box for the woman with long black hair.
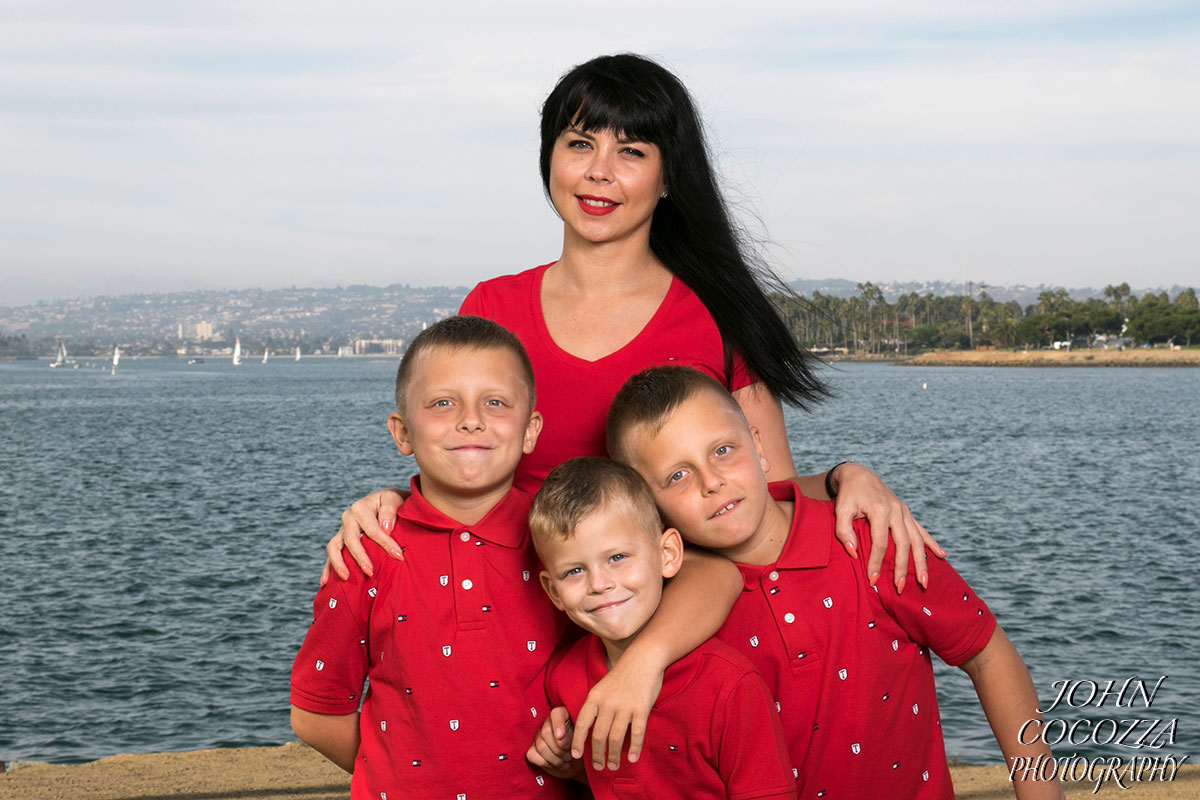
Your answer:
[324,53,940,771]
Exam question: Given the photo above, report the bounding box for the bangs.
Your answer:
[547,74,670,146]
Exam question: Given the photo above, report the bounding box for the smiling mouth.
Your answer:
[710,500,740,519]
[577,195,619,216]
[589,598,629,613]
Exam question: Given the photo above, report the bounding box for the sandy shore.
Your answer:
[2,743,1194,799]
[900,349,1200,367]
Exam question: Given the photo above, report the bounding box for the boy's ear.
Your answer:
[538,569,565,611]
[523,410,544,455]
[659,527,684,580]
[748,425,770,475]
[387,412,415,456]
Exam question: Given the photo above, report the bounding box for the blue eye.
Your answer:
[564,567,582,578]
[433,399,452,407]
[715,445,730,457]
[621,147,645,157]
[486,399,505,407]
[668,470,686,484]
[610,553,627,563]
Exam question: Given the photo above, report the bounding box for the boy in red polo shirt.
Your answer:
[604,366,1064,800]
[289,316,573,799]
[527,456,796,800]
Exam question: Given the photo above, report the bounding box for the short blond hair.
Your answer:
[529,458,663,553]
[606,365,747,464]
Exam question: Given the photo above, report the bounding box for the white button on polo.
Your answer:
[784,612,796,623]
[768,571,780,581]
[461,579,473,590]
[460,532,471,542]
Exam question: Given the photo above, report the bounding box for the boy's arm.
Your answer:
[569,546,742,771]
[960,627,1065,800]
[290,706,360,773]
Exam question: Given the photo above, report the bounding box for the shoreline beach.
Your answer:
[2,743,1194,799]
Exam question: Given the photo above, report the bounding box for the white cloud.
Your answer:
[1,1,1197,305]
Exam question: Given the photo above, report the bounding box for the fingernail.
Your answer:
[897,576,906,594]
[571,749,582,759]
[390,549,404,560]
[869,571,880,588]
[337,569,349,581]
[382,519,393,533]
[843,540,856,557]
[919,572,928,589]
[628,753,639,763]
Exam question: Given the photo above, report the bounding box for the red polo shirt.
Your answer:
[715,482,997,800]
[460,263,755,494]
[546,635,797,800]
[290,478,573,799]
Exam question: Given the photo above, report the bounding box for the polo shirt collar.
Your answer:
[584,635,699,708]
[398,476,531,549]
[738,481,832,590]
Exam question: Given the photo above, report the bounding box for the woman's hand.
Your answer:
[830,462,944,593]
[570,646,664,772]
[319,488,408,586]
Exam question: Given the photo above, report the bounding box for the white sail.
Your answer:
[112,346,120,367]
[262,347,269,364]
[294,346,301,361]
[233,338,242,366]
[51,342,67,367]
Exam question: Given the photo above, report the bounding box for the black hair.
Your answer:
[539,53,827,408]
[395,315,535,413]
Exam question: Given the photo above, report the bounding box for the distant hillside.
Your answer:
[785,279,1189,308]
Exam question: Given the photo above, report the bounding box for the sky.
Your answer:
[1,0,1197,307]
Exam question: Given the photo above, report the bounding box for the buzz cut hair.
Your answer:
[605,365,747,464]
[394,315,535,414]
[529,457,663,552]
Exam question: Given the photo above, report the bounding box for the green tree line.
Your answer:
[775,283,1200,353]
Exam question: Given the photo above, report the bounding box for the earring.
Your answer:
[660,189,669,198]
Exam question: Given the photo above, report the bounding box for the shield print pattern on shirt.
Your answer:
[439,575,449,587]
[442,645,452,657]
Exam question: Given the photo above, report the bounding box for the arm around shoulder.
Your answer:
[960,627,1064,800]
[290,706,360,773]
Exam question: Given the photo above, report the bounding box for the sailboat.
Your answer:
[262,347,269,364]
[50,342,68,368]
[294,346,301,362]
[233,338,242,366]
[111,346,120,375]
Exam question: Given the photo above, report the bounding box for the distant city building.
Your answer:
[354,338,404,355]
[177,320,215,340]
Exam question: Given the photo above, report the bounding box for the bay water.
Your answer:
[1,358,1196,766]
